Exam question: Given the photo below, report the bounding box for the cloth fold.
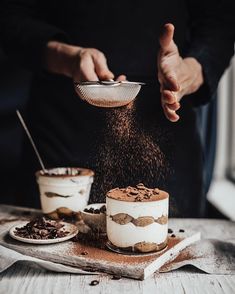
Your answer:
[0,245,98,275]
[1,239,235,275]
[160,239,235,274]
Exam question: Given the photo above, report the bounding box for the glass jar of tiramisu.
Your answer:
[106,183,169,253]
[36,167,94,219]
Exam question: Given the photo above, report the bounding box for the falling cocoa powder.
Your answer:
[91,103,169,203]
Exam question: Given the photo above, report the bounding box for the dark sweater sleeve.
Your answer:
[0,0,68,72]
[185,0,234,106]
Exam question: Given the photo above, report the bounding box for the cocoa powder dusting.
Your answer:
[91,103,169,202]
[45,236,182,267]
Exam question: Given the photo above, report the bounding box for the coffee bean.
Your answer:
[90,280,99,286]
[14,217,68,239]
[81,251,88,255]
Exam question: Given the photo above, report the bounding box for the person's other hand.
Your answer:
[45,41,126,82]
[158,24,204,122]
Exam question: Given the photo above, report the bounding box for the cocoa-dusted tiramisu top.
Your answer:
[37,167,94,177]
[106,183,169,202]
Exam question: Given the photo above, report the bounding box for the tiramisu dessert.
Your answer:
[106,183,169,253]
[36,167,94,219]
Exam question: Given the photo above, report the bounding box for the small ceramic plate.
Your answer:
[106,240,168,256]
[9,221,78,244]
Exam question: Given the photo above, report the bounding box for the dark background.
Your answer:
[0,47,223,217]
[0,48,31,204]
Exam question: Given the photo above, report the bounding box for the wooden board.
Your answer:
[1,205,235,294]
[0,219,200,280]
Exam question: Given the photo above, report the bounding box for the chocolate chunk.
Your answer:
[179,229,185,233]
[153,188,160,194]
[14,217,68,239]
[89,280,99,286]
[135,196,142,202]
[168,228,173,234]
[136,183,145,190]
[130,190,139,195]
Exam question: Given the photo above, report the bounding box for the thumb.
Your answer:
[159,23,177,54]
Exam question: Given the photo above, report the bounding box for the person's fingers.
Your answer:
[79,53,99,81]
[166,102,181,111]
[162,90,178,104]
[91,50,114,80]
[159,23,177,54]
[116,74,127,81]
[163,104,180,122]
[163,73,180,91]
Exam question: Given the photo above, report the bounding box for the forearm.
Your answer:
[181,57,204,96]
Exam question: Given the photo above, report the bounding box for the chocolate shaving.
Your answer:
[107,183,168,202]
[14,217,69,239]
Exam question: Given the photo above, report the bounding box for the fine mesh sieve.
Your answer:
[74,80,145,107]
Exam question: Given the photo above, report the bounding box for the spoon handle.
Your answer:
[16,110,46,173]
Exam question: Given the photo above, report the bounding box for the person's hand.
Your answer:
[158,24,204,122]
[71,47,126,82]
[45,41,126,82]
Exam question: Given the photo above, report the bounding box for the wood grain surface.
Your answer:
[0,205,235,294]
